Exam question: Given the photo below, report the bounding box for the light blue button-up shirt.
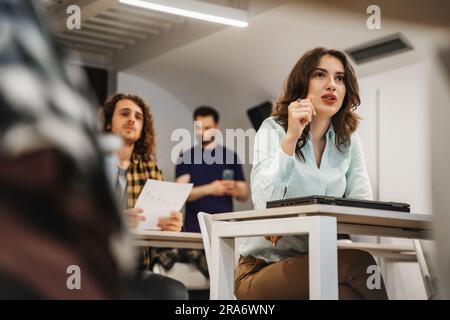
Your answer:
[239,117,373,262]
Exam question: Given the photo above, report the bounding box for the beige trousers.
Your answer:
[235,249,388,300]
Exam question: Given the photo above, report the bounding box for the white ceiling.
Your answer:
[36,0,449,69]
[122,0,449,128]
[35,0,284,68]
[36,0,186,64]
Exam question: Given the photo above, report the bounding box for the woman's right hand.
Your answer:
[124,208,145,229]
[282,95,316,156]
[286,95,316,142]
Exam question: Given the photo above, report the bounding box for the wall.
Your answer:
[357,60,434,299]
[117,72,253,212]
[429,53,450,298]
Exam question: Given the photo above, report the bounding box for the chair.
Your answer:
[198,211,236,293]
[342,239,438,299]
[197,212,213,277]
[152,262,209,291]
[413,239,438,299]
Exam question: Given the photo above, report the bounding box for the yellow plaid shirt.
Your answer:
[126,154,164,270]
[126,154,164,209]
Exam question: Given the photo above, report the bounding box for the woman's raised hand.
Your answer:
[286,95,316,142]
[282,95,316,156]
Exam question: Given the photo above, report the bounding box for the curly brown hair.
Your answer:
[272,47,361,160]
[100,93,156,160]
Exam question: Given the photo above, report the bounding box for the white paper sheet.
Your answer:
[134,179,193,231]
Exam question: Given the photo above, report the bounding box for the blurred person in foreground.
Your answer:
[0,0,186,299]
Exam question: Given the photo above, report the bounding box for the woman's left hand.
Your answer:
[158,211,183,231]
[265,235,282,247]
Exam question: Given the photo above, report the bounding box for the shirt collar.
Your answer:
[307,124,335,140]
[327,124,335,139]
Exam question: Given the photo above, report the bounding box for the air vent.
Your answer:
[346,33,413,64]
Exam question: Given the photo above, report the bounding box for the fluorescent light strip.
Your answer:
[119,0,249,28]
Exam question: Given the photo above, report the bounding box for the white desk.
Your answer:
[209,204,432,300]
[132,230,203,249]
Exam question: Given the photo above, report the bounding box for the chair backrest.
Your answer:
[197,212,213,277]
[414,239,439,299]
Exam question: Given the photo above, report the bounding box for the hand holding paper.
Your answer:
[157,211,183,231]
[134,180,193,231]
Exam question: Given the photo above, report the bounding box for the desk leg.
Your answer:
[308,217,338,300]
[210,236,235,300]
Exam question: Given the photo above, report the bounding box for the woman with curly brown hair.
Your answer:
[235,48,388,300]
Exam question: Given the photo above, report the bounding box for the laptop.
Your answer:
[266,195,410,212]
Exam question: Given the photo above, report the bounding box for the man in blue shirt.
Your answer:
[176,106,249,232]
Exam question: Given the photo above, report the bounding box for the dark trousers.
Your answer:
[128,272,189,300]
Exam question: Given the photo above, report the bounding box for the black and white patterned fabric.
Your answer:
[0,0,134,298]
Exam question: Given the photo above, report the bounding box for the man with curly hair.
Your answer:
[100,93,187,299]
[100,93,183,231]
